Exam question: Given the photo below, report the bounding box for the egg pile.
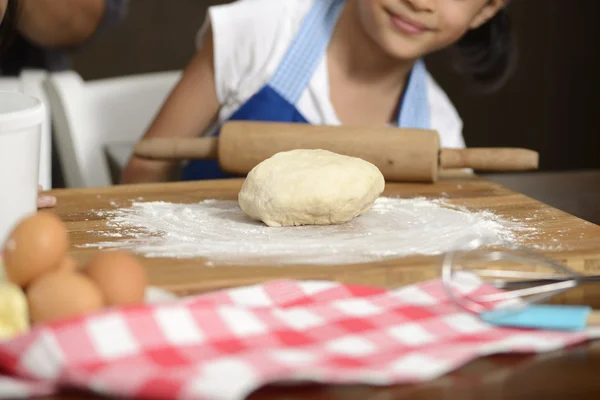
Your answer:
[1,211,147,334]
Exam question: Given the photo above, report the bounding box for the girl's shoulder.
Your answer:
[197,0,316,106]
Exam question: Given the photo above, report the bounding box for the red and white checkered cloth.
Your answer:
[0,276,596,399]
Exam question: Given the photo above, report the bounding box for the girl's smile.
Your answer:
[355,0,507,61]
[385,7,434,36]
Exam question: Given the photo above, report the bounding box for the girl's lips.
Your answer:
[387,10,431,35]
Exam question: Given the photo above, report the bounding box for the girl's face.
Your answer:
[356,0,507,60]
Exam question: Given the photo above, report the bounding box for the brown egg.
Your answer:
[3,212,69,287]
[27,270,104,325]
[57,255,78,272]
[84,251,147,306]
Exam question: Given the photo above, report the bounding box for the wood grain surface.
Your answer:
[48,173,600,297]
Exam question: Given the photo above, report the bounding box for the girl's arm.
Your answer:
[121,30,220,184]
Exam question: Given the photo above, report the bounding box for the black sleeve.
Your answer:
[64,0,130,53]
[94,0,130,36]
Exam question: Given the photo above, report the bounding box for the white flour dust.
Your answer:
[81,197,535,265]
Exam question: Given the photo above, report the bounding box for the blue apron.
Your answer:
[181,0,431,181]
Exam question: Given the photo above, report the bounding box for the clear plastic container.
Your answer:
[0,90,45,246]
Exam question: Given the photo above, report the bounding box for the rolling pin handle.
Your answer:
[134,137,219,160]
[439,148,539,171]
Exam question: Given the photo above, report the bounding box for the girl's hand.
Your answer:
[37,186,56,209]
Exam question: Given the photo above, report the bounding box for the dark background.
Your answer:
[71,0,600,172]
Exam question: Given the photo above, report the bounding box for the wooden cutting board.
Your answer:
[50,172,600,297]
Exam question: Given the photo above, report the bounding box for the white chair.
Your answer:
[43,70,182,188]
[0,70,53,190]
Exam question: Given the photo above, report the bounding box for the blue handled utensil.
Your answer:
[441,236,600,332]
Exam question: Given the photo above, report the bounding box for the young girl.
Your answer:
[122,0,514,184]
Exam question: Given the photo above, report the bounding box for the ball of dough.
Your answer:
[238,149,385,227]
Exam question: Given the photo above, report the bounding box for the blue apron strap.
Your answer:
[396,59,431,130]
[269,0,346,105]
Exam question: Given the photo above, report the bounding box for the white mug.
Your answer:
[0,91,45,247]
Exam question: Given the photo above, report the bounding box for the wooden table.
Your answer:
[482,169,600,226]
[56,173,600,296]
[41,174,600,399]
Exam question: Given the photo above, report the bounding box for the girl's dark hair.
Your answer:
[453,8,517,92]
[0,0,21,55]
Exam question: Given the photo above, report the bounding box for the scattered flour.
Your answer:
[80,197,535,265]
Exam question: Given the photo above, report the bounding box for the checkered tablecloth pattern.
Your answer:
[0,276,595,399]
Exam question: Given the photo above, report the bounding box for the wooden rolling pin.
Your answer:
[133,121,539,182]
